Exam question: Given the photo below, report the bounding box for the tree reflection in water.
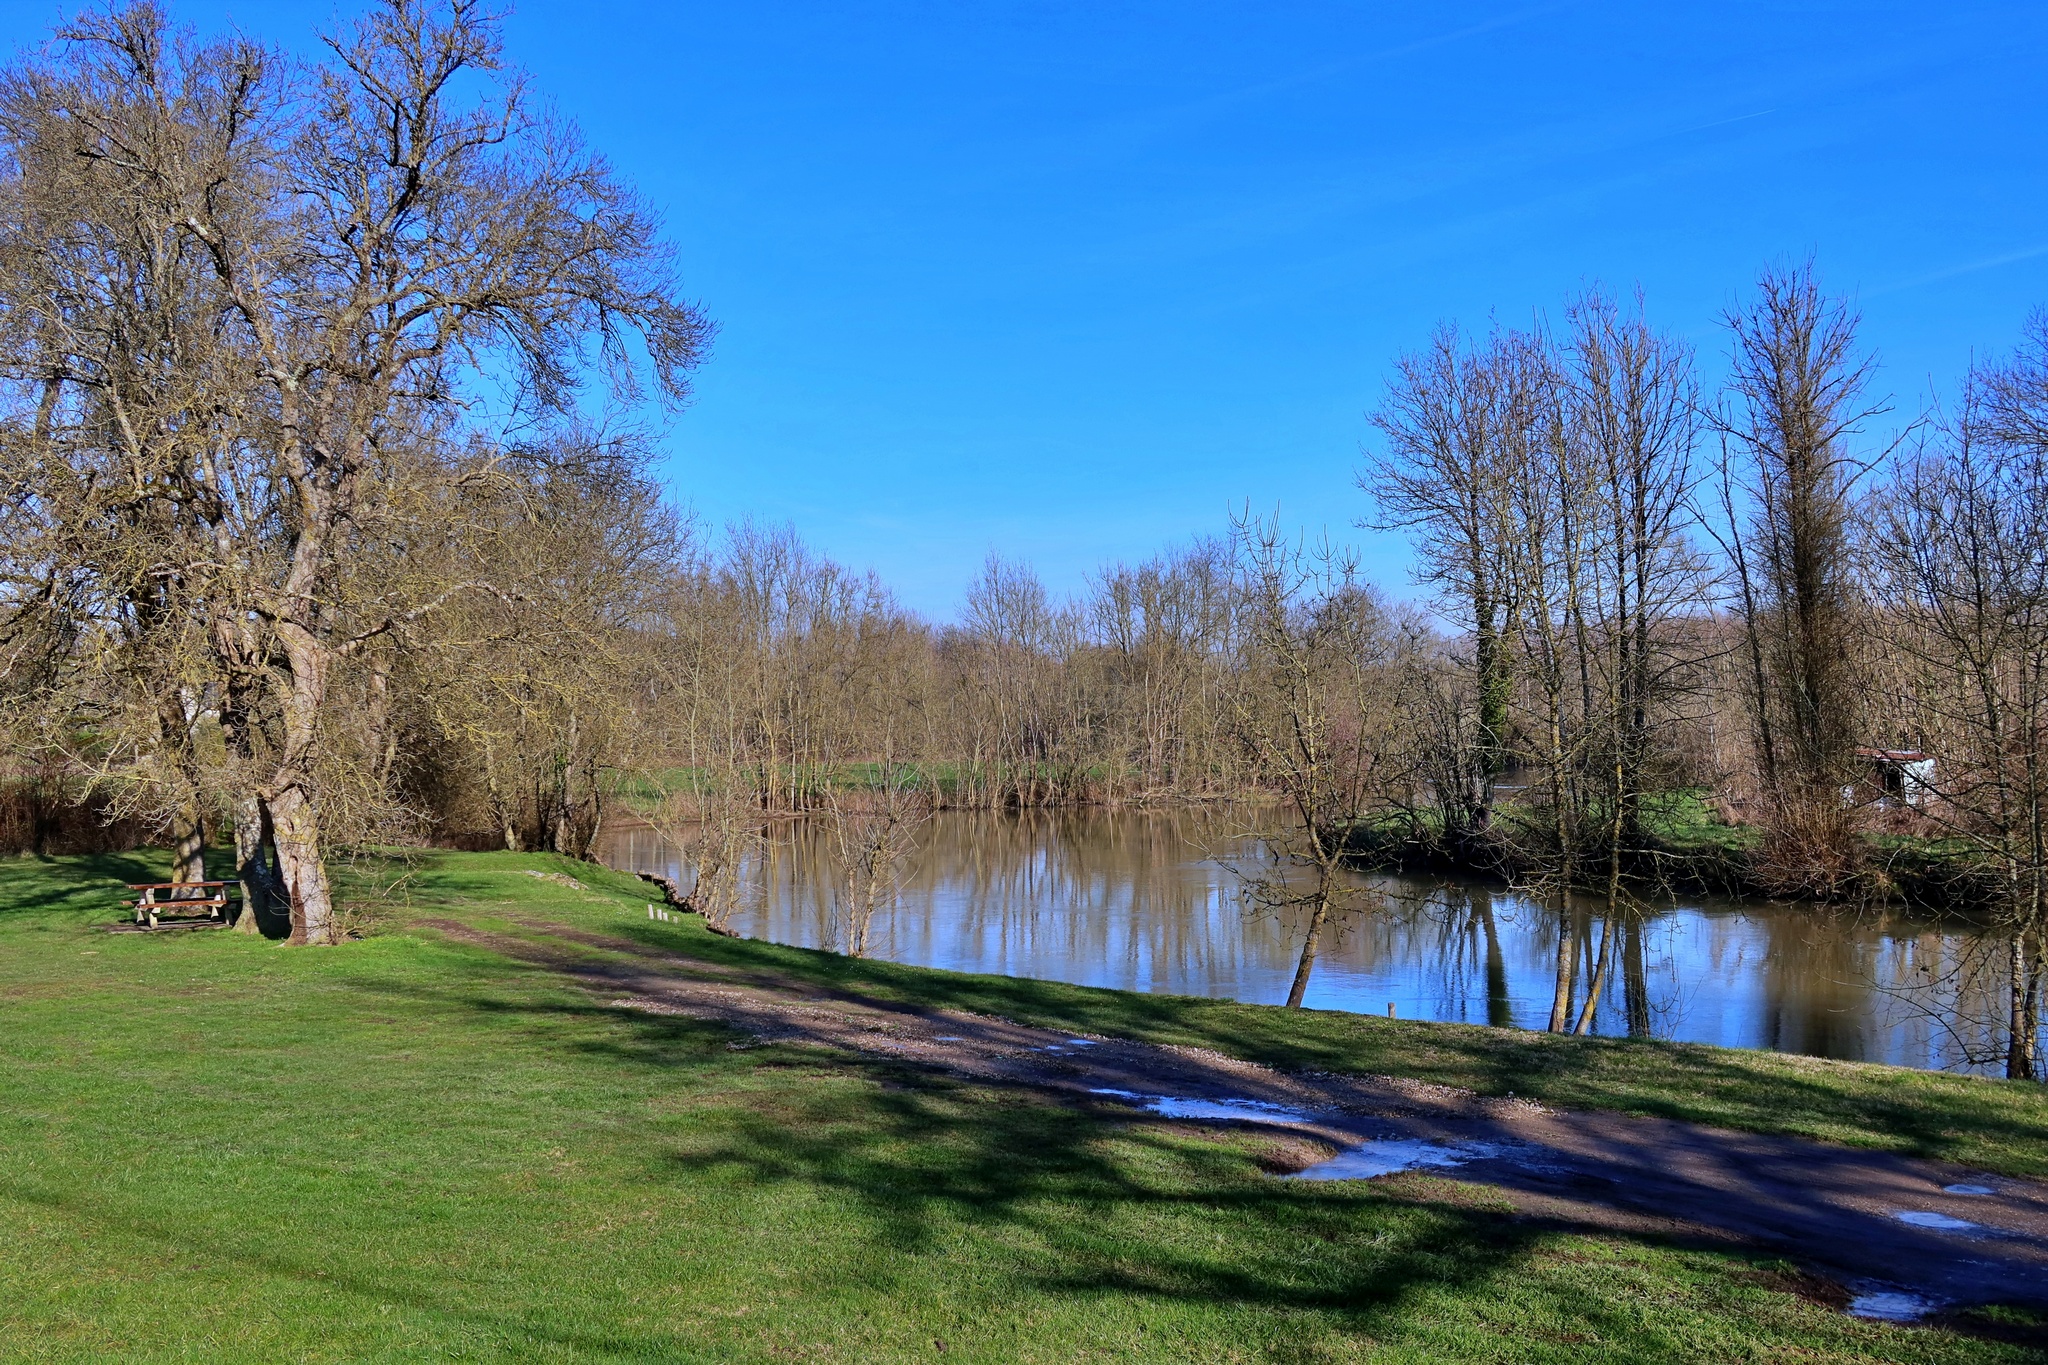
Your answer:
[596,806,2041,1075]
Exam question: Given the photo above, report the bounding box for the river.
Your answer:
[593,806,2038,1075]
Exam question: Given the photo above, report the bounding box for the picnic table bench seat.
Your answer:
[127,881,235,928]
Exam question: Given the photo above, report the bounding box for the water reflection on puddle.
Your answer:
[1085,1089,1500,1182]
[1089,1088,1313,1124]
[1289,1139,1499,1181]
[1894,1211,1980,1232]
[596,808,2043,1074]
[1848,1289,1939,1322]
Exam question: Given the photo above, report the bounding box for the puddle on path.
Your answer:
[1942,1183,1995,1196]
[1289,1138,1501,1182]
[1086,1090,1514,1182]
[1848,1289,1940,1322]
[1036,1040,1102,1054]
[1088,1088,1314,1124]
[1895,1211,1980,1232]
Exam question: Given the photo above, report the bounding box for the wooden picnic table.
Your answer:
[127,881,235,929]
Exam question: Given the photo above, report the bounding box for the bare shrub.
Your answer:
[823,772,930,957]
[648,769,765,934]
[1750,795,1863,901]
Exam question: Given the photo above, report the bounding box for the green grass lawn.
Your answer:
[1633,789,1754,856]
[2,848,2044,1362]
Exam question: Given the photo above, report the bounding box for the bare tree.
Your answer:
[1365,326,1526,849]
[1869,329,2048,1079]
[1713,262,1885,889]
[1225,511,1413,1007]
[823,763,930,957]
[646,761,763,936]
[1565,287,1704,849]
[0,3,253,889]
[1087,539,1240,799]
[957,556,1083,807]
[0,2,711,941]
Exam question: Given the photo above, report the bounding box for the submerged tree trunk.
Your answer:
[1623,916,1650,1036]
[1548,899,1577,1032]
[1478,894,1512,1027]
[2011,931,2041,1081]
[1573,811,1626,1035]
[1572,910,1618,1035]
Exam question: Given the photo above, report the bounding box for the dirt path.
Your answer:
[434,916,2048,1320]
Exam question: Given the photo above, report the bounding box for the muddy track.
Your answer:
[424,916,2048,1321]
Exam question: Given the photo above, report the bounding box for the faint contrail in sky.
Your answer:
[1674,108,1776,136]
[1870,243,2048,297]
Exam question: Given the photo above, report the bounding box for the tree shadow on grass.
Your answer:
[304,897,2048,1357]
[415,917,2048,1316]
[351,974,1605,1354]
[625,917,2048,1180]
[0,849,164,921]
[348,962,1981,1362]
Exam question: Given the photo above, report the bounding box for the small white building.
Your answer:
[1853,748,1935,809]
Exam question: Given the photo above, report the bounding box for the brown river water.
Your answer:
[593,806,2040,1075]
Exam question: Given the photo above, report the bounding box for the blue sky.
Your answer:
[6,1,2045,618]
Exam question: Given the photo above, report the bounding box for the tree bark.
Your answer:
[1572,910,1617,1035]
[2011,931,2041,1081]
[1548,899,1577,1032]
[267,780,336,945]
[265,632,335,942]
[169,794,206,886]
[1286,891,1331,1008]
[231,792,274,934]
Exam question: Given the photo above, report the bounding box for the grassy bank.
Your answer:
[1339,787,2028,910]
[1336,789,1757,896]
[2,849,2043,1361]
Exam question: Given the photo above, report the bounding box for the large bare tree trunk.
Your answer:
[169,793,206,885]
[266,630,336,944]
[267,781,335,945]
[156,690,209,886]
[231,793,274,934]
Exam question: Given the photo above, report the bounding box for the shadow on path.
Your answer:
[419,913,2048,1330]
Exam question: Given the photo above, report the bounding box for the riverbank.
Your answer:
[3,849,2045,1360]
[1341,788,2014,911]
